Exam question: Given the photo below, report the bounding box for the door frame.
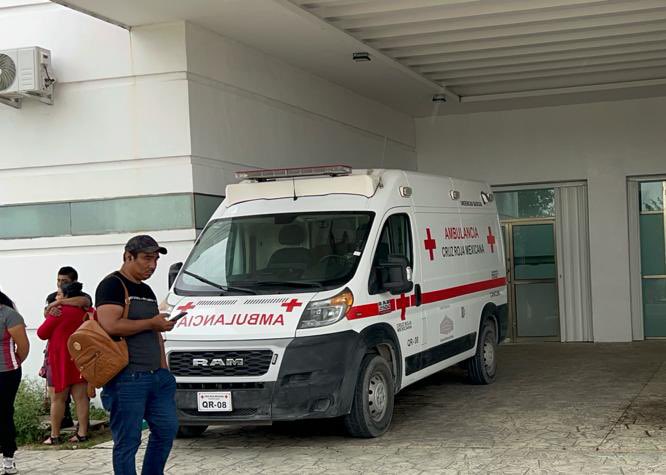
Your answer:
[502,218,561,342]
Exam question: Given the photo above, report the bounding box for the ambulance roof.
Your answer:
[222,168,493,211]
[224,169,384,206]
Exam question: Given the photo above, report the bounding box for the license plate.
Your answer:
[197,391,232,412]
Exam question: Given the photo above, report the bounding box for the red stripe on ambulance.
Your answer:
[347,277,506,320]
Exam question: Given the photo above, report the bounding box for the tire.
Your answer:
[466,318,497,385]
[176,425,208,438]
[343,354,395,438]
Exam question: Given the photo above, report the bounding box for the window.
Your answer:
[71,195,193,234]
[640,181,665,212]
[0,202,70,239]
[194,194,225,229]
[495,189,555,220]
[174,211,375,295]
[639,181,666,337]
[0,193,224,239]
[369,213,413,294]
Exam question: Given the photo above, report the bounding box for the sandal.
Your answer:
[68,433,89,443]
[43,435,62,445]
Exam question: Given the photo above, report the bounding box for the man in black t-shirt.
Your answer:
[42,266,91,429]
[97,235,177,475]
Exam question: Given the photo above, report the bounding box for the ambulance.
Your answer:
[163,166,507,438]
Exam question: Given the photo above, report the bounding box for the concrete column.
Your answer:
[587,168,632,341]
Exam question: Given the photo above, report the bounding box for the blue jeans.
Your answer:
[101,368,179,475]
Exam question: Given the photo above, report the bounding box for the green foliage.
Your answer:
[13,378,48,445]
[88,403,108,421]
[12,378,109,447]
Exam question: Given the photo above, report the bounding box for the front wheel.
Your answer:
[344,354,395,438]
[176,425,208,438]
[466,318,497,385]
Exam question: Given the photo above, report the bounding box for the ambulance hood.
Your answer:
[164,293,317,341]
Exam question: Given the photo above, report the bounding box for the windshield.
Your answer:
[174,211,375,295]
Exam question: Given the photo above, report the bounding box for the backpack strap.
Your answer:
[110,274,131,321]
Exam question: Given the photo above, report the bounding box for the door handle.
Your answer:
[414,284,422,307]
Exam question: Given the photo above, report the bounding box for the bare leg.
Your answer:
[47,389,69,441]
[70,383,89,437]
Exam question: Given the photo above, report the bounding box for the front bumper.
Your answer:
[173,330,362,425]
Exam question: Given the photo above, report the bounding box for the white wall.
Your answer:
[415,96,666,341]
[0,3,196,377]
[184,22,417,195]
[0,229,196,377]
[1,2,422,379]
[0,3,191,202]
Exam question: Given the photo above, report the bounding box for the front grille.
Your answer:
[169,350,273,377]
[177,382,265,390]
[182,408,258,417]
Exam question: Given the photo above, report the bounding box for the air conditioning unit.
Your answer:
[0,47,55,108]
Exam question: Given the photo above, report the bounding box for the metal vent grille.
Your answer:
[195,299,238,306]
[177,382,265,390]
[182,408,258,417]
[169,350,273,377]
[243,297,289,305]
[0,54,16,91]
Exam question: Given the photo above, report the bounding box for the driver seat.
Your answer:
[266,224,312,272]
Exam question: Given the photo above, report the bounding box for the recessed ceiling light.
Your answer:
[353,52,371,62]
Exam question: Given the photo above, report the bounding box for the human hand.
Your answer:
[151,313,176,332]
[46,303,62,317]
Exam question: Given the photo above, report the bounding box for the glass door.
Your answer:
[639,181,666,337]
[503,221,560,340]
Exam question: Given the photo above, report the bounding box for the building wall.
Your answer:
[0,3,418,376]
[415,96,666,342]
[0,230,195,378]
[184,22,417,195]
[0,2,194,376]
[0,2,191,203]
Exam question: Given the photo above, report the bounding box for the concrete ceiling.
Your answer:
[52,0,666,116]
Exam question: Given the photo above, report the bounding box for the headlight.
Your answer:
[298,289,354,329]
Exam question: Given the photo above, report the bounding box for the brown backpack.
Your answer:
[68,275,130,391]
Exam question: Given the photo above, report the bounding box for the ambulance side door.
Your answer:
[368,209,423,384]
[416,209,469,367]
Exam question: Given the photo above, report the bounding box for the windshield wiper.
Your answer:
[242,280,324,289]
[182,270,256,295]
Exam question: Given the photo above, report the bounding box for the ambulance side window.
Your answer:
[369,214,413,295]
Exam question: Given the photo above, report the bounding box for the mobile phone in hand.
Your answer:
[168,311,188,323]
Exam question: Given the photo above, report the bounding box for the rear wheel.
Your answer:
[176,425,208,438]
[466,318,497,385]
[343,354,394,438]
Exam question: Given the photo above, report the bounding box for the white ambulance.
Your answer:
[163,166,507,438]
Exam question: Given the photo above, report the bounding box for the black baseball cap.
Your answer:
[124,235,167,255]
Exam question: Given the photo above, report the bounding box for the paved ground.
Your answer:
[15,342,666,474]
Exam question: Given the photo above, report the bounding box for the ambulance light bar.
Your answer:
[235,165,352,181]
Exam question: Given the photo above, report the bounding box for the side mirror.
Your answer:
[168,262,183,289]
[377,256,414,295]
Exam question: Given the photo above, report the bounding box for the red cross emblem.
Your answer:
[281,298,302,312]
[177,301,196,312]
[423,228,437,261]
[396,293,410,321]
[486,227,496,253]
